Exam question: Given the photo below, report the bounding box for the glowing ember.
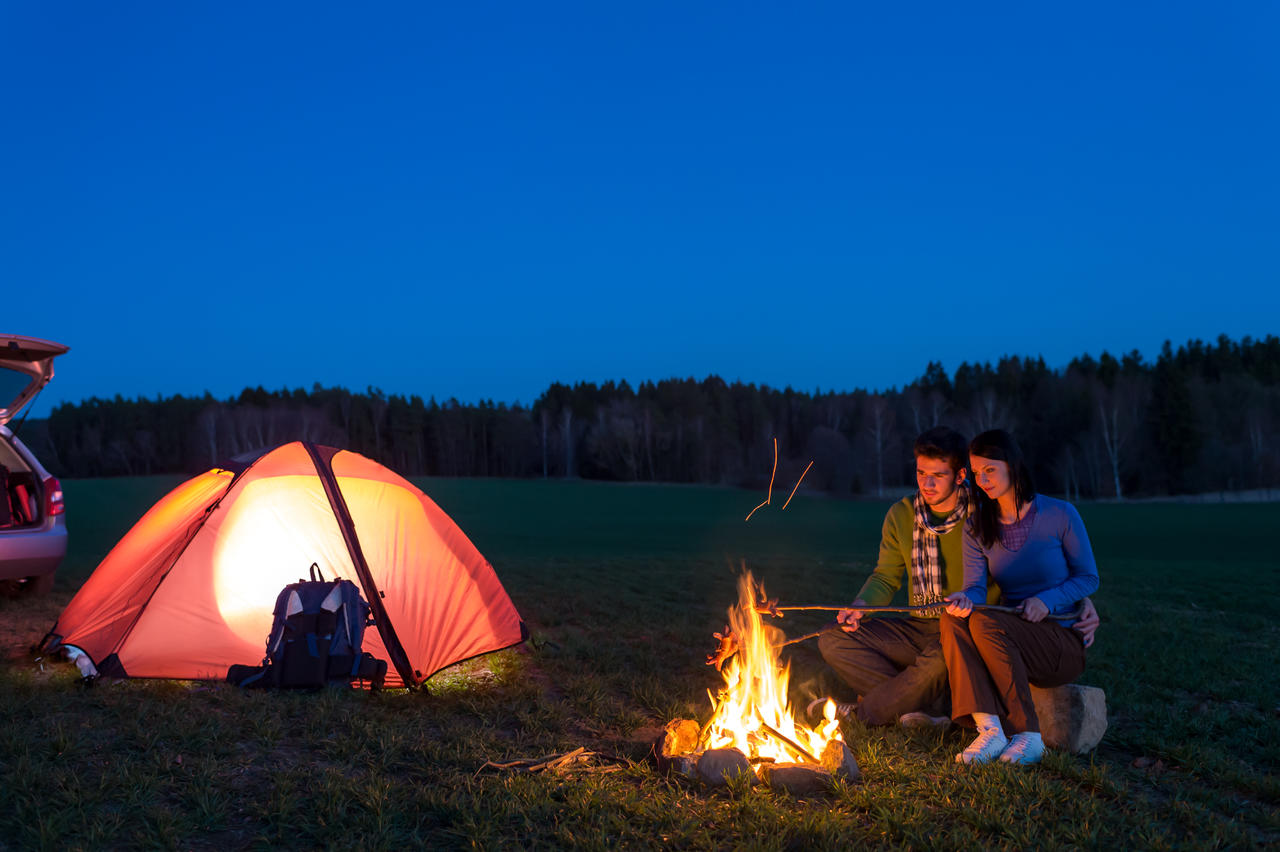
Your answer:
[701,572,842,766]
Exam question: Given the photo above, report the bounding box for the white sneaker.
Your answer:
[999,732,1045,765]
[955,727,1009,764]
[899,711,952,729]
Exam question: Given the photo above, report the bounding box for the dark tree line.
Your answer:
[19,334,1280,498]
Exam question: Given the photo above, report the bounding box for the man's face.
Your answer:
[916,454,964,509]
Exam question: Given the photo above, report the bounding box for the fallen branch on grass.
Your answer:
[473,746,628,778]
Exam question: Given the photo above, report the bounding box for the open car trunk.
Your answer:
[0,334,70,425]
[0,437,45,529]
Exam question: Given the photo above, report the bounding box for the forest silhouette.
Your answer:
[23,334,1279,499]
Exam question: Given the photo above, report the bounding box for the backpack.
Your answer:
[227,564,387,689]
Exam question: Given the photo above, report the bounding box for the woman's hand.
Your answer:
[1020,597,1048,622]
[944,592,973,618]
[836,600,867,633]
[1073,597,1099,647]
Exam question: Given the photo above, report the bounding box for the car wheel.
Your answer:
[21,573,55,596]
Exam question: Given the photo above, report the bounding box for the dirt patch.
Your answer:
[0,590,72,662]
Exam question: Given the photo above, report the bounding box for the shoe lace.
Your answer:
[966,727,1003,755]
[1002,734,1037,758]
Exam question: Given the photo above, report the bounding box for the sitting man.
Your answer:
[812,427,1098,727]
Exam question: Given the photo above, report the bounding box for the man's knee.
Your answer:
[914,638,949,675]
[817,628,851,664]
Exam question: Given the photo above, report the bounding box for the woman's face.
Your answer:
[970,453,1013,503]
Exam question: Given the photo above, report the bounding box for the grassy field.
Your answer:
[2,477,1278,850]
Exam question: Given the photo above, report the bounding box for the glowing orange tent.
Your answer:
[45,442,526,688]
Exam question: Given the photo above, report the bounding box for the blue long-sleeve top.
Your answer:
[961,494,1099,622]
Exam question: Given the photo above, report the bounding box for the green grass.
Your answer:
[3,477,1277,849]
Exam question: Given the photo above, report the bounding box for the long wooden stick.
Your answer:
[769,601,1087,649]
[768,602,1085,621]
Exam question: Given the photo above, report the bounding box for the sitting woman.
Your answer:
[942,429,1099,765]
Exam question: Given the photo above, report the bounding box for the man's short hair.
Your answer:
[913,427,968,474]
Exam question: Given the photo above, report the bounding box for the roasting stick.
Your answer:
[757,601,1087,621]
[766,601,1089,650]
[706,601,1087,668]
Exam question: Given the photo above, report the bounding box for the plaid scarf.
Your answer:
[910,483,971,607]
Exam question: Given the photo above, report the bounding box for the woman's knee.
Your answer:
[968,610,1007,645]
[940,612,967,635]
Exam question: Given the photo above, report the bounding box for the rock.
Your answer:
[1031,684,1107,753]
[696,747,753,786]
[653,719,702,776]
[660,719,700,758]
[820,739,861,783]
[759,763,831,795]
[668,754,698,779]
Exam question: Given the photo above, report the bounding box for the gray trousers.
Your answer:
[816,616,948,726]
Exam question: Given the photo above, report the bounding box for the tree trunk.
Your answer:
[561,408,573,478]
[540,409,549,478]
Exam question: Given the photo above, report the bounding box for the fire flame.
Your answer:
[702,572,842,765]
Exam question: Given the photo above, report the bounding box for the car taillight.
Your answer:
[44,476,65,516]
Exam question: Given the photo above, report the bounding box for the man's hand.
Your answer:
[836,600,867,633]
[1073,597,1099,648]
[1020,597,1048,622]
[944,591,973,617]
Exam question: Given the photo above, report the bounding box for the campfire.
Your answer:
[657,572,859,793]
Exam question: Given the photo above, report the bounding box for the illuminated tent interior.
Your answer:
[46,442,526,688]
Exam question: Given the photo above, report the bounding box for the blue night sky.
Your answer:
[4,2,1277,417]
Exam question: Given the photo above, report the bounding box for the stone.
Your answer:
[696,747,753,786]
[660,718,700,758]
[1031,684,1107,754]
[653,719,702,776]
[820,739,861,783]
[759,763,832,795]
[667,754,698,779]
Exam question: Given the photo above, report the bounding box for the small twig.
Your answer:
[474,747,597,778]
[697,691,723,749]
[781,460,814,510]
[745,438,779,521]
[767,437,777,504]
[527,746,587,772]
[775,628,837,649]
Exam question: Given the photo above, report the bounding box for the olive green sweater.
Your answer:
[856,496,997,607]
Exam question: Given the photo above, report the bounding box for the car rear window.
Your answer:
[0,437,31,472]
[0,366,32,414]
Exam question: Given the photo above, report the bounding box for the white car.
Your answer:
[0,334,68,595]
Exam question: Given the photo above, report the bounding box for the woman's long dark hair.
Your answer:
[968,429,1037,549]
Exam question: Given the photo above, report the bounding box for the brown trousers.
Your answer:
[940,610,1085,733]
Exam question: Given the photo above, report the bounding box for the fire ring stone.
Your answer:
[696,747,753,786]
